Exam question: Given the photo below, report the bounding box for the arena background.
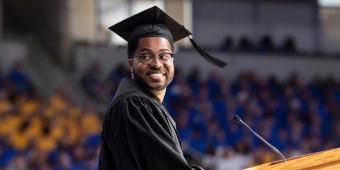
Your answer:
[1,0,340,169]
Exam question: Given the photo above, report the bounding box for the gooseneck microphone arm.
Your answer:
[233,115,287,161]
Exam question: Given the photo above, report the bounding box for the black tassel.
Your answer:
[189,37,227,67]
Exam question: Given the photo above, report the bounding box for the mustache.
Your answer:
[146,68,166,75]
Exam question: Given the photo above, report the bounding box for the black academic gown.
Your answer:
[99,78,201,170]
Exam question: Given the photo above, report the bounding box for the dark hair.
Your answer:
[127,37,174,59]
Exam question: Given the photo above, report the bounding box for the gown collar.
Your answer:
[114,78,162,103]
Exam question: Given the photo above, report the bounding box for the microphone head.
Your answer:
[233,115,242,123]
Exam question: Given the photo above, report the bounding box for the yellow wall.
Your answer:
[165,0,192,46]
[68,0,97,42]
[321,8,340,53]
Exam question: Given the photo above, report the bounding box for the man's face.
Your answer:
[129,37,174,91]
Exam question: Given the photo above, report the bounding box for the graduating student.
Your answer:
[99,6,226,170]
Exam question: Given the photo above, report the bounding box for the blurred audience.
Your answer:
[0,65,101,170]
[80,62,108,102]
[1,62,340,170]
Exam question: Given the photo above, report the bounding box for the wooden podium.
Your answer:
[245,148,340,170]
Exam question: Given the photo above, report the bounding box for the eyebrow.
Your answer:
[160,49,172,53]
[138,48,172,53]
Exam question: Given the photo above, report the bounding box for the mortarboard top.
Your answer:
[109,6,227,67]
[109,6,190,43]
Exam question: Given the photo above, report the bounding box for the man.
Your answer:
[99,6,226,170]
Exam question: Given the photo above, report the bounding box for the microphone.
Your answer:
[233,115,287,161]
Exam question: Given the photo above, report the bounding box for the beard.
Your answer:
[132,67,173,91]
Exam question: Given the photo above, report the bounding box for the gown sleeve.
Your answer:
[101,95,196,170]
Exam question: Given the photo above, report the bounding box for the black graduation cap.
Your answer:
[109,6,227,67]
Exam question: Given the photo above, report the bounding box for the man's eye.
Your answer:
[159,53,171,60]
[139,53,152,60]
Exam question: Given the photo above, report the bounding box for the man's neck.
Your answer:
[150,89,166,103]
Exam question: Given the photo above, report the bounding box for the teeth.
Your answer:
[149,73,163,78]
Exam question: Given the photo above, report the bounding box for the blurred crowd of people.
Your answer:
[1,61,339,170]
[168,69,340,169]
[0,63,101,170]
[81,63,340,169]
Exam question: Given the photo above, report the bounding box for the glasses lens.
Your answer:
[136,53,173,64]
[137,53,153,64]
[159,53,172,63]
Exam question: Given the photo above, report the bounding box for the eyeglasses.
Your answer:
[133,52,173,64]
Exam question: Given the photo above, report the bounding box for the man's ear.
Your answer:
[128,59,133,68]
[128,59,135,79]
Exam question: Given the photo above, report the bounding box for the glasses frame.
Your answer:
[132,52,174,65]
